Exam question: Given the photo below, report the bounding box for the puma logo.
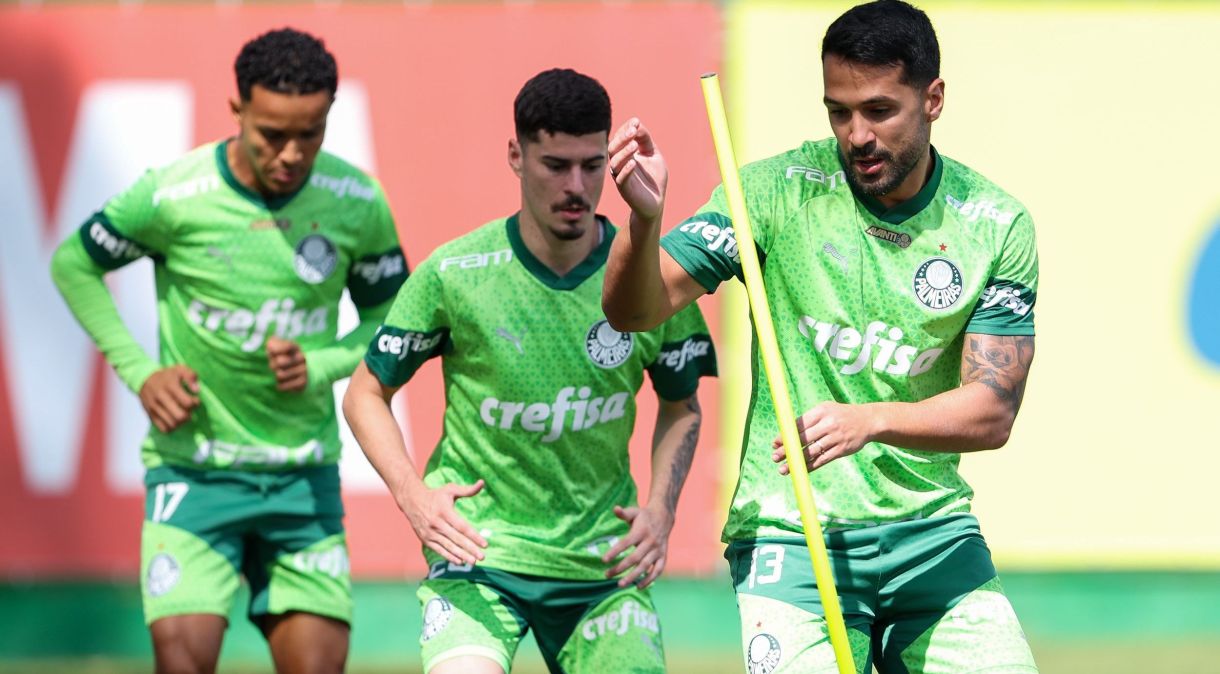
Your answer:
[495,326,525,354]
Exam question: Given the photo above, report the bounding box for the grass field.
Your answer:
[4,641,1220,674]
[4,573,1219,673]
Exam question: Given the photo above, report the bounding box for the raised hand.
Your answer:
[608,118,668,225]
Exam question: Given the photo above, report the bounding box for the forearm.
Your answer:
[342,368,424,503]
[50,236,158,393]
[307,300,391,386]
[869,382,1017,453]
[603,211,666,332]
[645,396,702,516]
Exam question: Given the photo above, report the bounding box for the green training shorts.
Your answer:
[726,514,1038,674]
[418,562,665,673]
[140,463,351,626]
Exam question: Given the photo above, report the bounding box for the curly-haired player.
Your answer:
[50,27,408,673]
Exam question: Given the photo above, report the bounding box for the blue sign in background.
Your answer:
[1189,218,1220,366]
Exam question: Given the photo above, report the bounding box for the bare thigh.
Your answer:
[150,613,228,674]
[261,611,350,674]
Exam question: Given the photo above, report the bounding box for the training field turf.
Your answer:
[3,573,1218,673]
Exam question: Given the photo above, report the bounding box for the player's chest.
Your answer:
[448,275,656,381]
[163,200,358,298]
[770,201,994,339]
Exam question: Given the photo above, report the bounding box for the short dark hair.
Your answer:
[235,28,338,101]
[514,69,611,143]
[821,0,940,88]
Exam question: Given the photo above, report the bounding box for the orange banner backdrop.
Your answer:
[0,4,723,577]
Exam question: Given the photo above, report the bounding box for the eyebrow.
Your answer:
[541,153,606,163]
[823,95,899,107]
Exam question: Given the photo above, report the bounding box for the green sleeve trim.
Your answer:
[50,234,159,393]
[647,333,718,401]
[347,247,408,308]
[78,212,153,270]
[363,325,450,388]
[965,279,1036,335]
[305,297,396,388]
[660,212,743,293]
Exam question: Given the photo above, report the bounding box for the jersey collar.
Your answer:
[506,213,615,291]
[215,139,310,211]
[837,145,943,225]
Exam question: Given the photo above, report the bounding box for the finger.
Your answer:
[608,118,640,154]
[603,529,640,564]
[426,535,471,566]
[436,519,484,564]
[444,511,489,549]
[451,479,486,499]
[167,379,200,410]
[275,373,307,392]
[275,364,307,384]
[638,557,666,589]
[608,546,652,582]
[178,367,201,393]
[630,122,657,155]
[153,393,191,427]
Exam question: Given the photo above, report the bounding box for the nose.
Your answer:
[563,165,585,195]
[280,139,304,167]
[847,113,875,150]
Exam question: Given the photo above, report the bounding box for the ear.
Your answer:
[229,96,243,124]
[508,138,524,177]
[924,78,945,123]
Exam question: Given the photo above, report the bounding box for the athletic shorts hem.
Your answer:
[424,645,510,674]
[144,603,230,626]
[252,602,352,625]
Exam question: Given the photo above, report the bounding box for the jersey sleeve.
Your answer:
[363,254,452,387]
[659,165,779,293]
[79,169,167,270]
[646,301,718,401]
[965,212,1038,335]
[347,181,409,308]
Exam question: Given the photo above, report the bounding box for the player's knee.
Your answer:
[150,614,225,674]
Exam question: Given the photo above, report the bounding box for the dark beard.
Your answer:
[843,129,929,199]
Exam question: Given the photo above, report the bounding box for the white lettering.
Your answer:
[480,388,630,442]
[796,316,943,377]
[439,249,512,272]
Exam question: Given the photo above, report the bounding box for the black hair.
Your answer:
[822,0,940,88]
[514,69,611,143]
[235,28,338,101]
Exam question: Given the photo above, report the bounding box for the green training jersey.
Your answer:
[79,141,407,472]
[660,139,1037,541]
[365,215,717,580]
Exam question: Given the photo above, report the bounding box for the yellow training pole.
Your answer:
[700,72,856,674]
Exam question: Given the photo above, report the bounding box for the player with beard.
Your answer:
[343,69,716,674]
[602,1,1039,672]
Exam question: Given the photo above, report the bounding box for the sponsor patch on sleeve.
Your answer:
[78,212,151,270]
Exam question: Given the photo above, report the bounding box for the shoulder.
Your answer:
[418,217,514,277]
[937,152,1032,232]
[306,151,385,205]
[738,138,852,206]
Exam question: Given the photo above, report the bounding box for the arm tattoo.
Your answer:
[663,396,702,514]
[961,335,1035,414]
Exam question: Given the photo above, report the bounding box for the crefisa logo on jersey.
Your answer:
[294,234,338,284]
[147,552,181,598]
[913,257,964,310]
[421,597,453,641]
[586,319,633,368]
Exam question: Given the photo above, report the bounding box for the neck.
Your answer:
[517,211,600,277]
[225,138,264,196]
[876,147,933,209]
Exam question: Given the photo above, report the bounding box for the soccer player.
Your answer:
[602,1,1039,672]
[49,28,407,674]
[342,69,716,674]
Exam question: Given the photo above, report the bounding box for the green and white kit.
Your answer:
[662,139,1038,672]
[53,139,407,624]
[365,214,716,671]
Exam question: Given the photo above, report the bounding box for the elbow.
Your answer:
[601,298,661,333]
[978,413,1017,450]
